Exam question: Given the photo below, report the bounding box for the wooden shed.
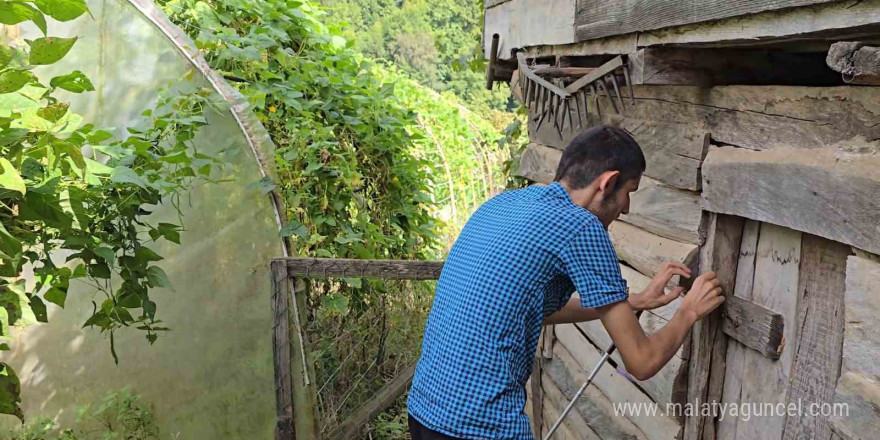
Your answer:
[483,2,880,440]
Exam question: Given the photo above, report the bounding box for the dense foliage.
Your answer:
[0,0,222,420]
[1,389,161,440]
[322,0,512,115]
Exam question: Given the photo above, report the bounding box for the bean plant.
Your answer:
[0,0,223,420]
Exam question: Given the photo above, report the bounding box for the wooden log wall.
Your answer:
[515,76,880,440]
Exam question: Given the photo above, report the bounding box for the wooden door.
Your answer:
[717,220,850,440]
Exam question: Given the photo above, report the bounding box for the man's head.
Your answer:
[554,125,646,229]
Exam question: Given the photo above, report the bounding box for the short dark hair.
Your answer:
[553,125,646,191]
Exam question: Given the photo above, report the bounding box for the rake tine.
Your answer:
[574,92,583,128]
[610,73,625,111]
[580,88,590,122]
[590,84,602,120]
[565,97,573,132]
[623,64,635,105]
[596,79,618,114]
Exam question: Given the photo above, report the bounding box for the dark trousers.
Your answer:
[408,414,466,440]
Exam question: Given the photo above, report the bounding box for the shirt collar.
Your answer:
[546,181,574,203]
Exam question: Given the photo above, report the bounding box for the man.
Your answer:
[407,126,724,440]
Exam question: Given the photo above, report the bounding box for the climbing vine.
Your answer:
[0,0,223,419]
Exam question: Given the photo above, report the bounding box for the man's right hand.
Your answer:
[678,271,725,325]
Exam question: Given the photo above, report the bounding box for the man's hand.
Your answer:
[627,262,691,311]
[678,271,724,325]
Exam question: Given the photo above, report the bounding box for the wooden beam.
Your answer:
[540,365,603,440]
[544,342,647,439]
[517,143,561,184]
[608,221,699,280]
[721,296,785,359]
[619,177,705,245]
[575,0,839,41]
[827,41,880,84]
[701,146,880,255]
[290,277,320,440]
[271,260,294,440]
[523,0,880,60]
[619,85,880,152]
[279,258,444,280]
[781,235,851,440]
[684,213,744,440]
[328,363,416,440]
[607,116,709,191]
[555,324,682,439]
[829,253,880,440]
[530,357,544,439]
[628,48,839,86]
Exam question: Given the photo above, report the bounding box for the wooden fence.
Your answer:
[270,258,444,440]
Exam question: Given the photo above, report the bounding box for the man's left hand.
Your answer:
[627,262,691,311]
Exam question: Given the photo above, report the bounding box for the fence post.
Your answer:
[290,275,320,439]
[271,260,294,440]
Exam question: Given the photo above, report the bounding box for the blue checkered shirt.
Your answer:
[408,182,629,439]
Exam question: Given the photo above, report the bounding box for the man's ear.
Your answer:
[597,170,620,195]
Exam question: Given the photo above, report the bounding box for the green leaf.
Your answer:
[134,246,163,265]
[93,247,115,268]
[0,44,12,69]
[33,0,89,21]
[0,127,29,146]
[0,69,34,94]
[0,2,46,35]
[36,102,69,122]
[146,266,172,289]
[0,158,25,195]
[29,296,47,322]
[44,287,66,307]
[279,221,308,238]
[322,293,349,315]
[49,70,94,93]
[27,37,77,65]
[0,362,23,421]
[109,166,148,188]
[87,263,110,279]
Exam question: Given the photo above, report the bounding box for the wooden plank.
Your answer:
[607,116,709,191]
[621,85,880,153]
[541,374,602,440]
[271,261,294,440]
[531,357,544,439]
[328,363,416,440]
[517,143,562,184]
[524,0,880,59]
[546,338,651,440]
[483,0,576,60]
[290,277,320,440]
[280,258,444,280]
[733,223,802,440]
[628,47,839,86]
[827,42,880,84]
[564,55,624,93]
[619,177,705,245]
[608,221,699,280]
[555,324,682,439]
[781,235,851,440]
[575,0,839,41]
[721,296,785,359]
[542,324,555,359]
[829,254,880,440]
[718,220,761,440]
[701,146,880,256]
[684,213,744,440]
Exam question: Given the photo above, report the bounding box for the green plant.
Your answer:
[0,0,223,420]
[0,389,161,440]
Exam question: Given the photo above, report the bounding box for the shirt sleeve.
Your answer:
[557,219,629,309]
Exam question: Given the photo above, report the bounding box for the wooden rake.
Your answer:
[517,53,635,139]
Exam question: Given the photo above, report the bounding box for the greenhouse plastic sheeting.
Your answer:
[0,0,284,438]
